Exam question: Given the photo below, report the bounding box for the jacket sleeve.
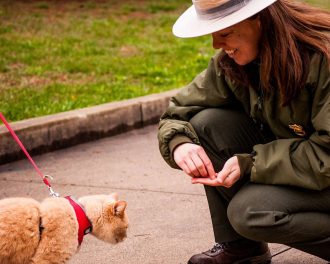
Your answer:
[158,54,235,168]
[250,55,330,190]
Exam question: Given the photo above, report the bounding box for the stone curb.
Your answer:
[0,89,178,165]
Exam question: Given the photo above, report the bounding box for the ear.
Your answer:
[113,200,127,216]
[110,193,119,201]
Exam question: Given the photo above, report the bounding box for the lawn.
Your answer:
[0,0,329,121]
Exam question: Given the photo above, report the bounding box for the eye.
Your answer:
[220,31,232,38]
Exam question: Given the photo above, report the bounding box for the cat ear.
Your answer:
[113,200,127,216]
[110,193,119,201]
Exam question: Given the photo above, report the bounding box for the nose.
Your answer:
[212,33,225,49]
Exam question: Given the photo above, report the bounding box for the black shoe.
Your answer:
[187,240,272,264]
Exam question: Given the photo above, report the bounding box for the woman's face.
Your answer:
[212,17,261,65]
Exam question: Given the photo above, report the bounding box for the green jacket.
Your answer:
[158,51,330,190]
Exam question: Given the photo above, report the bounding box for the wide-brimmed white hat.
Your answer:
[173,0,278,38]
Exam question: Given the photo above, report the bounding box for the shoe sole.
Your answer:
[234,249,272,264]
[187,249,272,264]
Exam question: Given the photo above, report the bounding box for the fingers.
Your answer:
[179,161,194,177]
[191,151,216,178]
[191,170,232,187]
[217,168,239,187]
[184,153,210,177]
[176,155,203,177]
[192,156,241,187]
[193,149,218,178]
[216,166,231,185]
[186,156,203,177]
[191,170,237,187]
[198,150,216,179]
[217,157,241,186]
[173,143,216,178]
[191,177,218,186]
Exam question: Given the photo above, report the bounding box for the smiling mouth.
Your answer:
[225,49,238,56]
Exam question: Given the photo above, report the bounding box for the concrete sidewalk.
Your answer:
[0,92,328,263]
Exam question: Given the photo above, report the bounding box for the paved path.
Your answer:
[0,124,327,264]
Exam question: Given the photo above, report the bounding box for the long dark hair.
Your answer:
[219,0,330,106]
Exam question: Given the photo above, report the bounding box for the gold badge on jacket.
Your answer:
[289,124,306,137]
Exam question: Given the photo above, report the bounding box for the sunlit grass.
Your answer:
[0,0,328,121]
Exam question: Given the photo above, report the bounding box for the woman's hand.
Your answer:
[173,143,216,179]
[191,156,241,188]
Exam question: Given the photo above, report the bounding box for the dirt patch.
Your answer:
[0,72,108,90]
[119,45,140,57]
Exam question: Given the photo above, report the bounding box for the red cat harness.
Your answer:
[65,196,93,246]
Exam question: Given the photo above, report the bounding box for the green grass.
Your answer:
[0,0,329,121]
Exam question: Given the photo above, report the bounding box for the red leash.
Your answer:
[0,112,92,245]
[0,112,59,197]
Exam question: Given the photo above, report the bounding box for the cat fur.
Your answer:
[0,193,128,264]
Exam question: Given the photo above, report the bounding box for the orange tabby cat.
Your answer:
[0,193,128,264]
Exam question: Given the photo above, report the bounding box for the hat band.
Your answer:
[194,0,252,20]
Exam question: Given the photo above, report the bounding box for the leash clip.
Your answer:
[44,175,60,197]
[0,113,61,198]
[48,186,60,198]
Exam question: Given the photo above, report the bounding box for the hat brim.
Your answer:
[173,0,277,38]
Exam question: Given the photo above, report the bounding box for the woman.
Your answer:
[158,0,330,263]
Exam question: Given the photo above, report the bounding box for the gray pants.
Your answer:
[189,108,330,261]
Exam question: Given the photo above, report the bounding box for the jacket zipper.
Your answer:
[257,87,264,131]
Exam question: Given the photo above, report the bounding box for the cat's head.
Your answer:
[79,193,128,244]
